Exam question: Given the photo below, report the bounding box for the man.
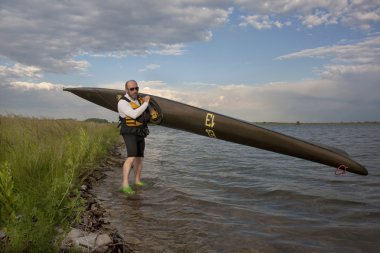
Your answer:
[118,80,150,195]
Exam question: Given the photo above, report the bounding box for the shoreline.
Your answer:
[61,142,133,253]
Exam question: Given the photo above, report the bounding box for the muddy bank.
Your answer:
[61,142,133,253]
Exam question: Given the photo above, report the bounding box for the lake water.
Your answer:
[92,123,380,252]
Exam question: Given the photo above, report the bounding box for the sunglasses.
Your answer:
[129,87,139,91]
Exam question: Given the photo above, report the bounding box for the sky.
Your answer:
[1,0,380,123]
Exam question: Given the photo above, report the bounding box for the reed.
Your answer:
[0,115,119,252]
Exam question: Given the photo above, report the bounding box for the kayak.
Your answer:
[64,87,368,176]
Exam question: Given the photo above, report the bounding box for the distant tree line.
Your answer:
[85,118,109,123]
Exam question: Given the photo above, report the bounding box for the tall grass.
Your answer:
[0,115,119,252]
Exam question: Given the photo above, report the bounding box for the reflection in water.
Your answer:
[92,124,380,252]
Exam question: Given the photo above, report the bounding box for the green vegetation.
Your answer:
[85,118,109,124]
[0,116,119,252]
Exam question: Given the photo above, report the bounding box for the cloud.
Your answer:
[301,10,338,28]
[136,35,380,122]
[236,0,380,30]
[138,64,161,72]
[1,1,378,76]
[239,15,291,29]
[139,80,167,88]
[237,34,380,121]
[277,36,380,63]
[141,74,379,122]
[0,85,116,121]
[0,62,67,91]
[0,1,230,73]
[149,44,187,56]
[8,81,64,91]
[277,35,380,79]
[2,72,379,123]
[1,1,379,122]
[0,63,43,80]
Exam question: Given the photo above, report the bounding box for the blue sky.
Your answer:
[1,1,379,122]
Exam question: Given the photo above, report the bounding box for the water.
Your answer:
[92,123,380,252]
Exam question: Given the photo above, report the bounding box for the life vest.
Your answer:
[120,96,148,127]
[118,96,150,137]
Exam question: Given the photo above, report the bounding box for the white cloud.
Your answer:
[0,62,71,92]
[278,35,380,80]
[139,80,167,87]
[1,1,379,122]
[99,81,125,90]
[0,1,230,73]
[278,36,380,63]
[187,81,218,87]
[235,0,346,14]
[144,74,379,122]
[1,1,379,76]
[9,81,64,91]
[240,15,289,29]
[0,85,115,121]
[220,84,247,91]
[319,64,380,79]
[138,64,161,72]
[0,63,43,80]
[2,72,379,122]
[134,34,380,122]
[301,11,338,28]
[149,44,187,56]
[140,86,185,102]
[272,35,380,121]
[236,0,380,30]
[1,1,378,76]
[72,80,168,92]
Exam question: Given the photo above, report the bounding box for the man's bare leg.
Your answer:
[122,157,135,187]
[134,157,144,185]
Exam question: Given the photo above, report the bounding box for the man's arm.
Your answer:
[118,100,149,119]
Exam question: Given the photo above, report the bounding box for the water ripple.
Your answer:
[92,124,380,252]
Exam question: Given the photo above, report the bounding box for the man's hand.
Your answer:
[143,96,151,103]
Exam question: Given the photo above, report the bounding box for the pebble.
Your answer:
[66,228,85,240]
[0,230,6,240]
[63,228,112,252]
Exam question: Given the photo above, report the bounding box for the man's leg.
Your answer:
[134,136,145,186]
[122,134,138,190]
[134,157,143,184]
[122,157,135,187]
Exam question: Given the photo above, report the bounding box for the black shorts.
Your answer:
[122,134,145,157]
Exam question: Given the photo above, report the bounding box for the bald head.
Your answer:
[125,80,139,99]
[125,80,137,90]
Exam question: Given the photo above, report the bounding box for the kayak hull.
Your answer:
[64,87,368,176]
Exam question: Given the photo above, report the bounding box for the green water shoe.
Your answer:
[135,181,146,187]
[121,186,135,195]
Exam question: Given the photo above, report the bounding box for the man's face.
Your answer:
[126,81,139,99]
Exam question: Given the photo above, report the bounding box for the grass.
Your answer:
[0,115,120,252]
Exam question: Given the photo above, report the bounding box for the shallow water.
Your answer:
[92,123,380,252]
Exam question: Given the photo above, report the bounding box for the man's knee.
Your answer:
[133,157,143,164]
[126,157,136,164]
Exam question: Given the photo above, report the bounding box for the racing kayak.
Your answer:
[64,87,368,176]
